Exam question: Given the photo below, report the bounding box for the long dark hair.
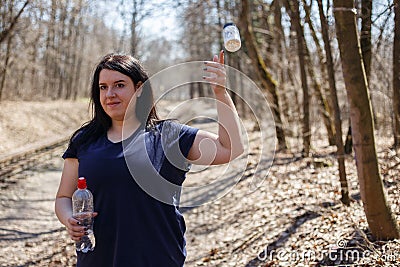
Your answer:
[69,53,159,148]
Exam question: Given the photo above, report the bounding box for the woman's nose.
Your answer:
[106,87,116,98]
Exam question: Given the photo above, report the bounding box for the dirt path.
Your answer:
[0,146,76,267]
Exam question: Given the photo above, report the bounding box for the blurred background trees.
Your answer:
[1,1,397,146]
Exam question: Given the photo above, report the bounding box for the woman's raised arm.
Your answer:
[187,50,244,165]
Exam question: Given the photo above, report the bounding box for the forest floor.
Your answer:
[0,100,399,267]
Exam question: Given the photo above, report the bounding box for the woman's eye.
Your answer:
[116,83,124,88]
[99,85,107,90]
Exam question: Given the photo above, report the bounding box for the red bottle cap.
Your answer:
[77,177,87,189]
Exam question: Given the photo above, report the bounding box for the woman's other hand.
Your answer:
[65,212,98,241]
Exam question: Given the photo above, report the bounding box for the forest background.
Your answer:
[1,0,400,266]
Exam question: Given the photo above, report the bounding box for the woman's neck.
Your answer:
[108,118,141,143]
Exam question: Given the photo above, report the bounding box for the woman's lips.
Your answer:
[107,102,120,108]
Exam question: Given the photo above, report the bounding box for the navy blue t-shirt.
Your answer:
[63,121,198,267]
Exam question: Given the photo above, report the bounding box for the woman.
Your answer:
[55,51,244,266]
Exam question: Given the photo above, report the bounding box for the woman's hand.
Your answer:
[65,212,98,241]
[203,50,226,94]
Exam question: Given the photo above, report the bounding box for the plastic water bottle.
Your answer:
[223,23,241,52]
[72,177,95,253]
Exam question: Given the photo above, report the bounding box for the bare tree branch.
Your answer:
[0,0,30,44]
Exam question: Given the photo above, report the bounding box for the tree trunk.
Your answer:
[190,81,195,99]
[273,0,289,131]
[394,0,400,148]
[216,0,224,51]
[360,0,372,82]
[285,0,311,156]
[0,35,13,101]
[197,82,205,97]
[56,0,69,99]
[72,8,84,100]
[130,0,139,56]
[237,59,246,118]
[0,0,29,44]
[65,0,76,100]
[317,0,350,205]
[360,0,378,128]
[344,123,353,154]
[302,0,335,146]
[228,54,237,106]
[239,0,287,150]
[334,0,400,240]
[29,6,43,98]
[44,0,57,98]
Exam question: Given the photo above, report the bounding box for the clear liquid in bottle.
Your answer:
[72,177,96,253]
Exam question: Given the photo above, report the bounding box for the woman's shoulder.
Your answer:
[146,120,198,145]
[68,122,104,148]
[151,119,194,131]
[70,125,90,143]
[147,119,178,133]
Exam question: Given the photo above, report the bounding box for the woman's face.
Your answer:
[99,69,141,123]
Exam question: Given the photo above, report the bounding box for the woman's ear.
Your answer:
[136,81,143,97]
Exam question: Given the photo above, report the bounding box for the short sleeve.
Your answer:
[178,123,199,159]
[62,131,83,159]
[160,121,198,169]
[152,121,198,186]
